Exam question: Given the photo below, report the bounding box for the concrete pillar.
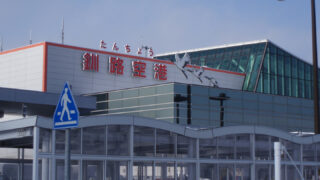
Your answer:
[274,142,281,180]
[32,127,39,180]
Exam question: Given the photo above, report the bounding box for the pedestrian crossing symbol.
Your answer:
[53,82,79,129]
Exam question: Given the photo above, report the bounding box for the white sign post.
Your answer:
[53,82,79,180]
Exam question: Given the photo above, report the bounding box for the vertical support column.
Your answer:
[79,159,83,180]
[52,130,56,180]
[300,144,303,179]
[105,126,108,180]
[196,138,200,180]
[174,134,177,180]
[103,160,107,180]
[42,131,50,180]
[154,129,157,156]
[152,161,155,180]
[153,128,156,180]
[18,148,21,180]
[128,125,134,180]
[21,148,25,180]
[32,127,40,180]
[174,162,177,180]
[274,142,281,180]
[79,128,83,180]
[311,0,320,134]
[187,85,191,125]
[251,134,256,180]
[65,129,70,180]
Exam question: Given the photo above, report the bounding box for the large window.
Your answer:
[218,135,235,159]
[177,135,196,158]
[255,135,270,160]
[83,126,106,155]
[199,138,217,159]
[200,163,218,180]
[108,125,130,156]
[106,161,128,180]
[156,129,176,157]
[134,126,155,156]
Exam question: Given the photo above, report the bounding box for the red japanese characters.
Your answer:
[99,40,154,57]
[154,64,167,80]
[132,61,146,78]
[82,52,167,81]
[109,57,124,75]
[82,53,99,72]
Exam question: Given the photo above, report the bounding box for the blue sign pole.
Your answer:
[53,82,79,180]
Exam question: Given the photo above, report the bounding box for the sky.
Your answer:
[0,0,319,63]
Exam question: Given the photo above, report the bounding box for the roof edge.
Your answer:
[155,39,269,57]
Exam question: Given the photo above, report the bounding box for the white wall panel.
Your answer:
[0,46,44,91]
[46,45,245,95]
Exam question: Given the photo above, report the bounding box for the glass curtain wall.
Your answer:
[91,84,175,123]
[257,43,314,99]
[156,42,319,99]
[156,43,266,92]
[90,82,314,132]
[29,126,320,180]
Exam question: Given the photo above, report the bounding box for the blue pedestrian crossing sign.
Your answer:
[53,82,79,129]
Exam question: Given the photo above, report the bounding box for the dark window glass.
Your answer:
[219,164,234,180]
[298,61,305,80]
[303,144,315,161]
[107,125,130,156]
[292,58,298,78]
[218,135,234,159]
[270,75,277,95]
[270,54,276,75]
[284,56,291,77]
[238,55,249,73]
[96,93,108,102]
[299,79,305,98]
[243,54,256,90]
[277,55,284,76]
[83,126,106,155]
[277,75,284,96]
[106,161,128,180]
[156,129,176,157]
[263,73,270,94]
[250,53,263,90]
[39,128,52,153]
[281,139,300,161]
[305,80,311,99]
[134,126,154,156]
[199,138,217,159]
[235,134,251,160]
[177,135,196,158]
[305,64,312,80]
[292,78,298,97]
[220,51,232,70]
[200,164,218,180]
[55,129,80,154]
[256,74,263,93]
[255,135,270,160]
[262,52,269,73]
[284,77,291,96]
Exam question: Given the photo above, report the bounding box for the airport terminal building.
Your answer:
[0,40,319,180]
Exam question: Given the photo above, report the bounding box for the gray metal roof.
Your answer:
[0,87,96,116]
[4,115,320,145]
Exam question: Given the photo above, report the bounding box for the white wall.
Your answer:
[0,45,44,91]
